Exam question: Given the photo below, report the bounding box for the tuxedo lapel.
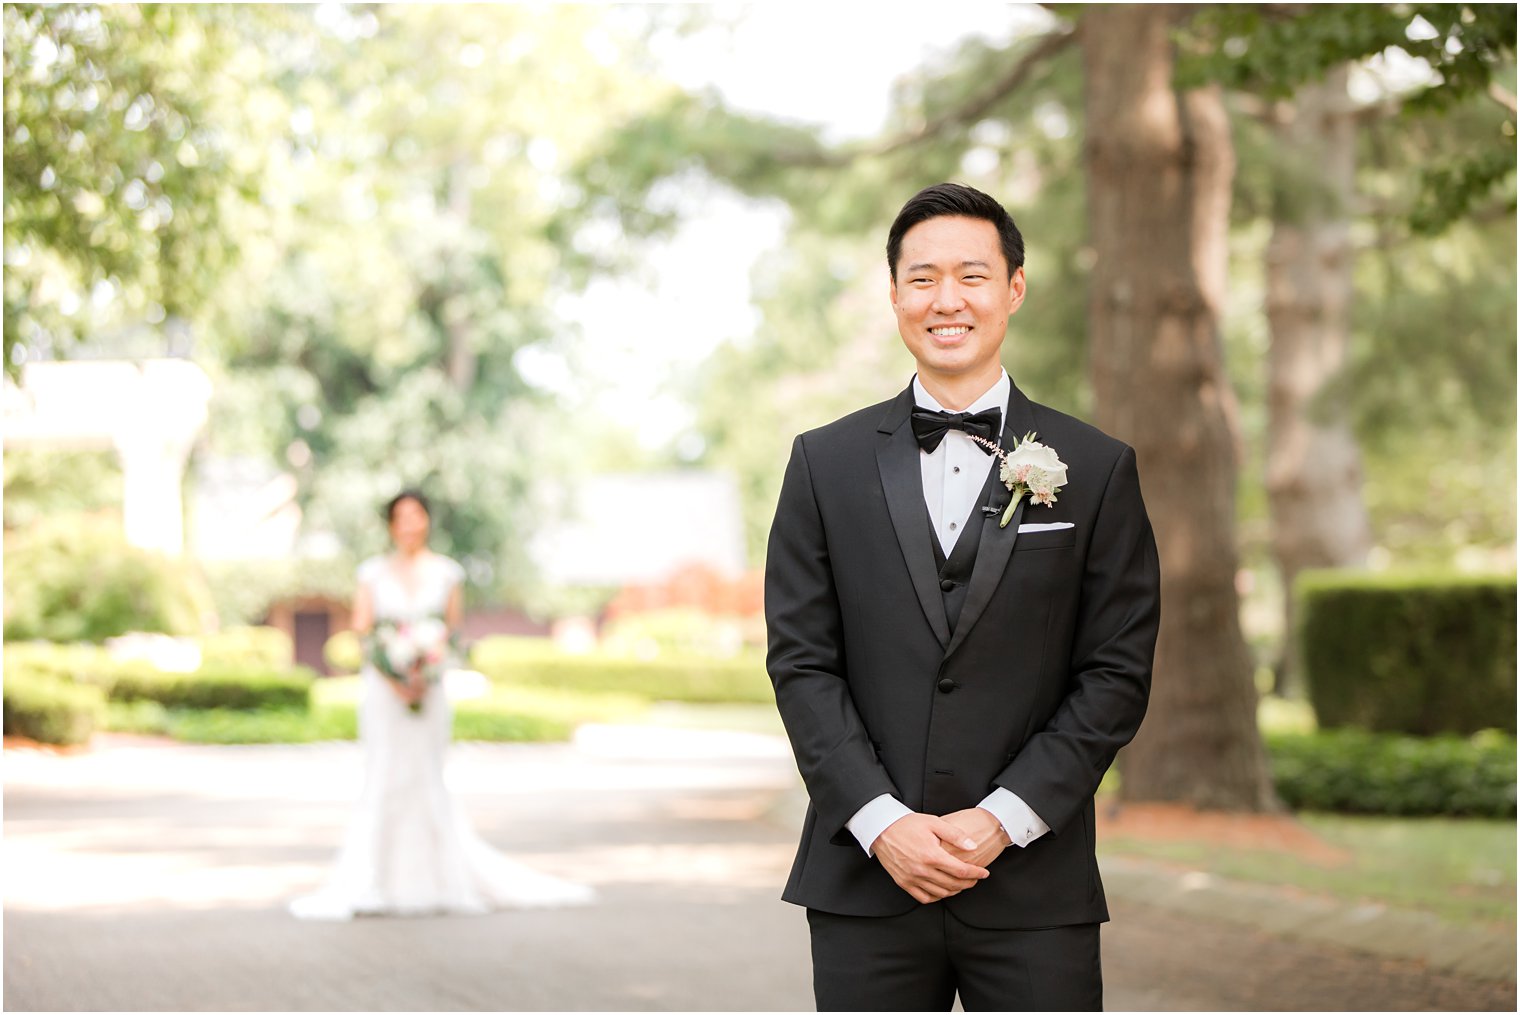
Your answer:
[944,382,1040,660]
[875,385,951,648]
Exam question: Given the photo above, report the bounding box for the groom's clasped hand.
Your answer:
[869,808,1012,904]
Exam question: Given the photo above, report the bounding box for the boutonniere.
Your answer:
[971,432,1069,528]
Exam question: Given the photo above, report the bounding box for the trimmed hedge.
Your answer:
[1298,570,1516,735]
[1267,729,1516,818]
[3,671,105,745]
[472,636,772,704]
[6,643,316,730]
[107,665,315,711]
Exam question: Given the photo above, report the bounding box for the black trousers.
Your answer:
[807,904,1102,1012]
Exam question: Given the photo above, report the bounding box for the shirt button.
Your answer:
[949,522,957,531]
[952,466,960,474]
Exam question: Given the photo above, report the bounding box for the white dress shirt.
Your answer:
[845,370,1052,856]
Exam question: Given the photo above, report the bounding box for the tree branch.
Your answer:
[866,27,1077,159]
[780,27,1077,168]
[1230,92,1288,127]
[1353,194,1515,251]
[1487,81,1518,116]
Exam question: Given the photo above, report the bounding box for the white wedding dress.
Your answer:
[290,552,595,919]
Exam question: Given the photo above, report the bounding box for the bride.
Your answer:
[290,489,595,919]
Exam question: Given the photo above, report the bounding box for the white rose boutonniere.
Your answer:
[971,431,1070,528]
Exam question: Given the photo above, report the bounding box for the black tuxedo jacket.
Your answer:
[764,379,1160,929]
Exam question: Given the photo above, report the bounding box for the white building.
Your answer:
[529,470,747,587]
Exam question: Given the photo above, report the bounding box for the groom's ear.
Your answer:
[888,272,899,308]
[1006,266,1026,315]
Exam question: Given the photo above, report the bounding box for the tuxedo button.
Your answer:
[937,678,957,693]
[939,578,955,591]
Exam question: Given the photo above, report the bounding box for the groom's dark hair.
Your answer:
[887,182,1024,281]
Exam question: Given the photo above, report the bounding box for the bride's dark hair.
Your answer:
[384,488,431,522]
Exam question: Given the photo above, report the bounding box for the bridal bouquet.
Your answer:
[365,617,458,713]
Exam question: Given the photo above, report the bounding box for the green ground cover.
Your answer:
[1098,813,1516,929]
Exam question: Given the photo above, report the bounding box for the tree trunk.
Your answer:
[1081,6,1277,809]
[1263,66,1373,696]
[445,160,479,393]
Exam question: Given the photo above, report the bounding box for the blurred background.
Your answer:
[2,3,1515,1010]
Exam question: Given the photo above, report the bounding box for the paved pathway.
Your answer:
[4,729,1514,1011]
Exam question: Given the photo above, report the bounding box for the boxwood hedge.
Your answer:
[1298,570,1516,735]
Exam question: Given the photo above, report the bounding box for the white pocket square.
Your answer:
[1017,522,1074,533]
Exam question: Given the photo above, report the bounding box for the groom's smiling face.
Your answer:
[890,215,1025,389]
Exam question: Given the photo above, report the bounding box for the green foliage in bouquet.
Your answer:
[364,617,460,713]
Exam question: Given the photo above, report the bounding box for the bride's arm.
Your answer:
[352,581,408,701]
[350,582,374,635]
[444,581,463,633]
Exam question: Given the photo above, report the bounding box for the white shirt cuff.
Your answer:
[846,794,913,856]
[977,787,1051,848]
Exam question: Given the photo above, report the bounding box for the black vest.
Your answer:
[929,462,1006,632]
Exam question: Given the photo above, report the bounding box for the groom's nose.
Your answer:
[931,281,968,313]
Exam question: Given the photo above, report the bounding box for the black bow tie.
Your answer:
[910,406,1001,454]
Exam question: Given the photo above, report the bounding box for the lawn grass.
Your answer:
[1098,812,1516,928]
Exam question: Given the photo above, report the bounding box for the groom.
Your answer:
[764,183,1161,1011]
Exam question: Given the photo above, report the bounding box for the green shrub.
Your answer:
[202,556,355,629]
[1267,728,1516,818]
[107,665,315,711]
[2,671,105,745]
[198,626,293,669]
[600,608,747,657]
[4,449,123,529]
[1298,570,1516,735]
[3,642,116,684]
[469,636,561,668]
[323,629,362,674]
[472,637,772,704]
[104,699,173,737]
[3,514,215,642]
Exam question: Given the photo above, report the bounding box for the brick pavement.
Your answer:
[4,729,1514,1011]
